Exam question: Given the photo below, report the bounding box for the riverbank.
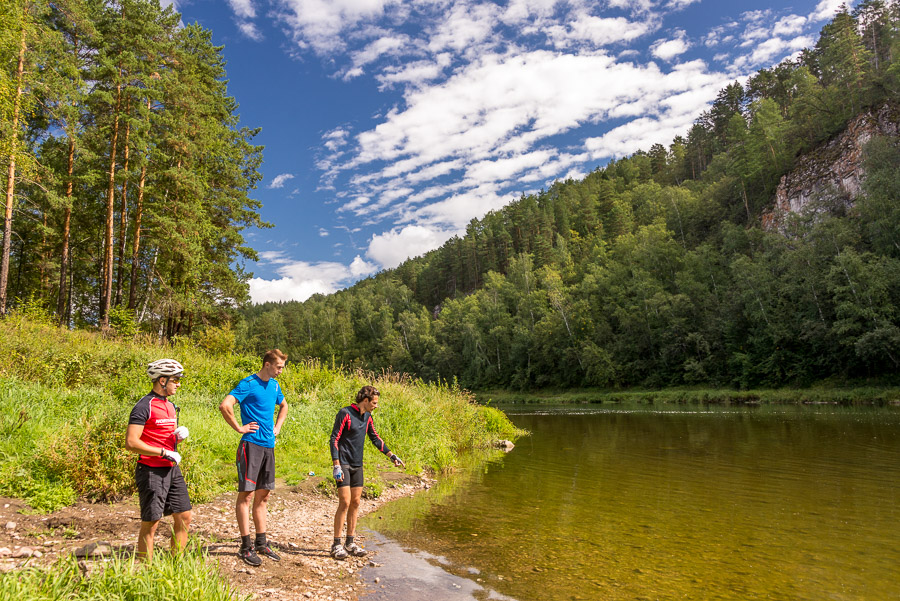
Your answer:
[474,384,900,405]
[0,315,521,513]
[0,471,432,600]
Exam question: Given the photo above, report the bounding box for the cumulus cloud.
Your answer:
[366,225,458,269]
[651,30,690,60]
[227,0,255,20]
[238,21,263,41]
[810,0,847,22]
[244,1,839,291]
[268,173,295,189]
[249,254,378,303]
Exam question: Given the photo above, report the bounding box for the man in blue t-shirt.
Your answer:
[220,349,289,566]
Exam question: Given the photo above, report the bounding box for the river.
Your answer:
[360,403,900,600]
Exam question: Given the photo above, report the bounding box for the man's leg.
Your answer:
[343,487,368,557]
[236,491,253,536]
[137,520,160,561]
[331,485,351,559]
[170,510,192,553]
[251,488,270,535]
[333,485,351,539]
[345,487,363,538]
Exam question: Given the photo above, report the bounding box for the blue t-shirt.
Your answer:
[229,374,284,448]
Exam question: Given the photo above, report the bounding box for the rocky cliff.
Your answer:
[762,103,900,229]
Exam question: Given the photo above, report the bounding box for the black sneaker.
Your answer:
[256,544,281,561]
[239,546,262,566]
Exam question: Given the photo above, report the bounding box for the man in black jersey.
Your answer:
[329,385,404,560]
[125,359,192,560]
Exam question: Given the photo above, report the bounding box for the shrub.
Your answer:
[42,413,136,502]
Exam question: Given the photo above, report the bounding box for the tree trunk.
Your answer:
[127,161,147,309]
[100,78,122,329]
[115,119,131,307]
[128,97,152,310]
[0,28,27,315]
[57,135,75,322]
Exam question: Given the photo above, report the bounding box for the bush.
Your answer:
[41,412,136,503]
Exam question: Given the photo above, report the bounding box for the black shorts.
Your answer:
[237,440,276,492]
[135,463,192,522]
[337,465,364,489]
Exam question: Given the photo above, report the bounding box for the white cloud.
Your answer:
[366,225,458,268]
[773,15,807,36]
[810,0,848,21]
[268,173,295,189]
[550,15,655,48]
[238,21,263,41]
[227,0,256,20]
[249,255,378,303]
[242,0,836,291]
[651,30,690,61]
[275,0,399,53]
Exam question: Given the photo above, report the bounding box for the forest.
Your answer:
[0,0,266,337]
[238,2,900,390]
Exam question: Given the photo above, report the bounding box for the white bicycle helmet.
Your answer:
[147,358,185,381]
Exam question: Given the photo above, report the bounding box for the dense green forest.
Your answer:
[0,0,265,335]
[240,3,900,390]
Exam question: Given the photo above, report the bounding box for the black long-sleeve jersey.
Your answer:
[330,403,392,467]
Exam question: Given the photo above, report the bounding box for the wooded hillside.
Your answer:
[239,3,900,390]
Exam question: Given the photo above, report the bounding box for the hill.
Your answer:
[239,5,900,391]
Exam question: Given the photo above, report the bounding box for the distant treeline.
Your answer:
[1,0,265,335]
[239,3,900,391]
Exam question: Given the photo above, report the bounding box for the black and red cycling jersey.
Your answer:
[128,392,178,467]
[330,403,392,467]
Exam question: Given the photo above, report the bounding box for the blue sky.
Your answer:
[166,0,849,303]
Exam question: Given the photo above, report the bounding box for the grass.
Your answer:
[475,385,900,405]
[0,312,523,513]
[0,541,250,600]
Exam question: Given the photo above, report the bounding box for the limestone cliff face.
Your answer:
[762,103,900,229]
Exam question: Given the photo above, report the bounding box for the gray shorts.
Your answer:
[236,440,275,492]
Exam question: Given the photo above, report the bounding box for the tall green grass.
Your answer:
[0,542,249,600]
[0,313,523,512]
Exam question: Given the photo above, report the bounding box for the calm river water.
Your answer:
[361,403,900,600]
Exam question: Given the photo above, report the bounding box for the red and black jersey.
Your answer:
[128,392,178,467]
[330,404,392,467]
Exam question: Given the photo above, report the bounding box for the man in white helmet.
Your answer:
[125,358,192,560]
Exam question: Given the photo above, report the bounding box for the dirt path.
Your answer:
[0,471,432,601]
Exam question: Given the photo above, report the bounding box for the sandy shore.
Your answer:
[0,471,434,601]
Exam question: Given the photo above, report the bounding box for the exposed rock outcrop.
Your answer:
[763,103,900,230]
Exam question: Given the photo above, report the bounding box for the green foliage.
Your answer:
[1,0,264,336]
[109,306,137,338]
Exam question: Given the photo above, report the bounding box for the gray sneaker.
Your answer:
[345,541,367,557]
[331,543,349,560]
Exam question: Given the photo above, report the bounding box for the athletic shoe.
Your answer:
[239,546,262,566]
[331,543,349,560]
[345,542,367,557]
[256,544,281,562]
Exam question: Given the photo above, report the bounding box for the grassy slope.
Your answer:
[0,313,522,513]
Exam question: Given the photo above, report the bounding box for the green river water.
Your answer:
[362,403,900,600]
